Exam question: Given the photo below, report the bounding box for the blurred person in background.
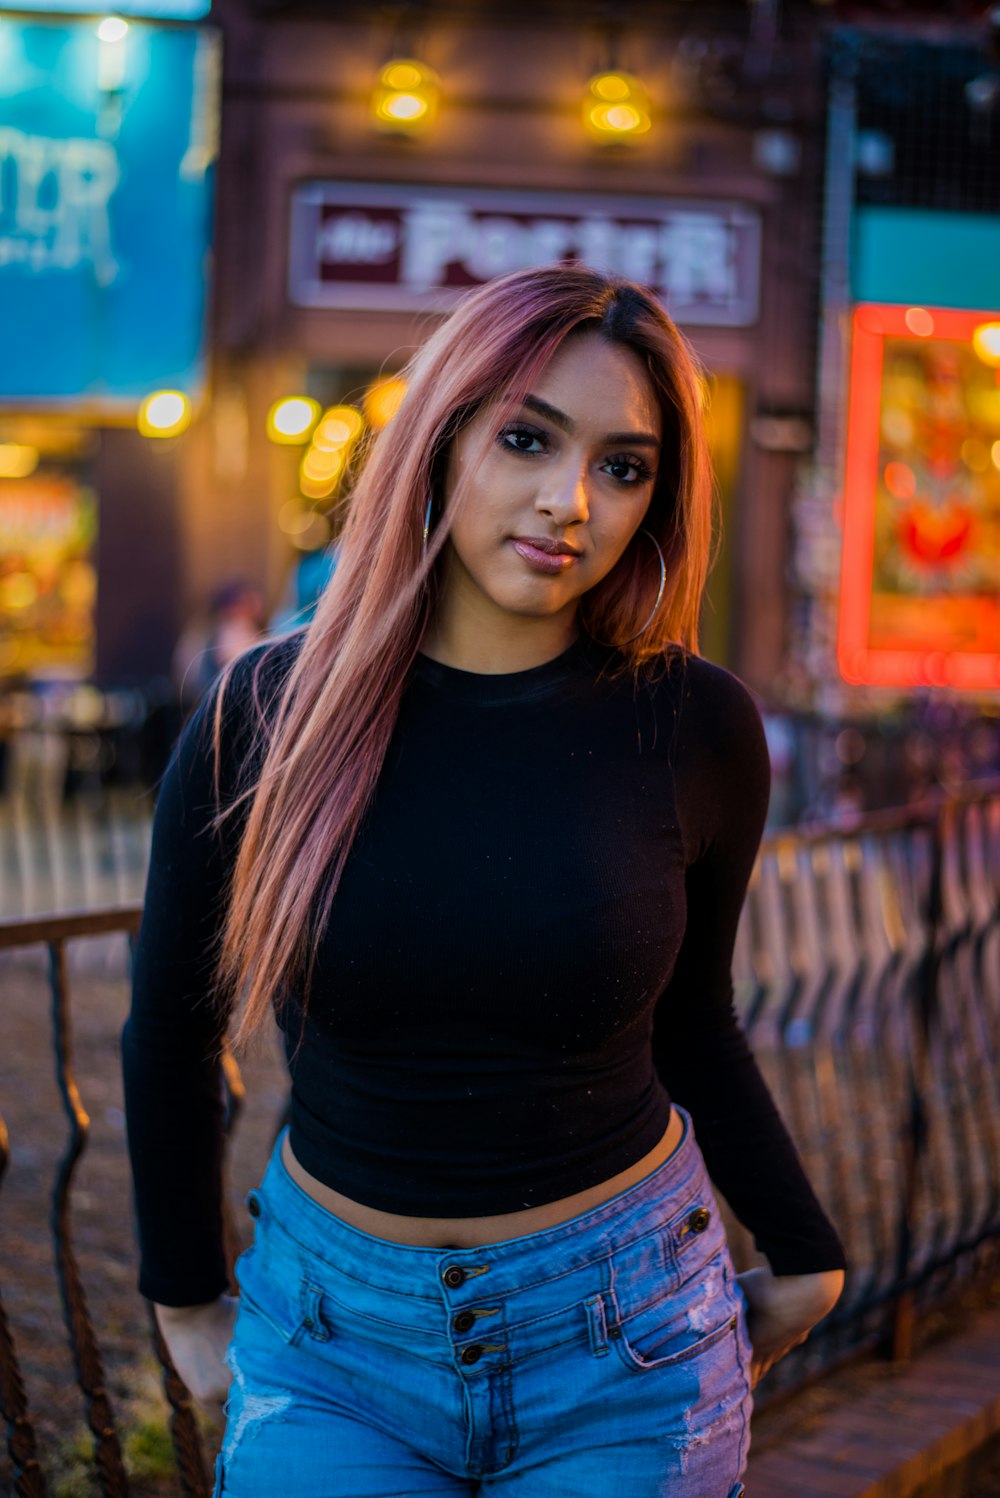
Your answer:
[123,266,844,1497]
[268,547,339,636]
[171,578,266,712]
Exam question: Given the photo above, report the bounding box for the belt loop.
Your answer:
[585,1293,610,1358]
[302,1282,331,1342]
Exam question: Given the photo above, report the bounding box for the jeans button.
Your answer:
[442,1265,466,1289]
[687,1206,711,1234]
[460,1343,483,1366]
[453,1310,476,1333]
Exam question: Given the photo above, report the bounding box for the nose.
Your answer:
[536,460,589,527]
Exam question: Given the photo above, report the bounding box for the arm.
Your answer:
[121,642,294,1402]
[121,683,238,1309]
[652,657,845,1380]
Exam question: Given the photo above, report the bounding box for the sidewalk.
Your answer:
[745,1307,1000,1497]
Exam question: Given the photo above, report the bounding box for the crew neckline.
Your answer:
[411,634,602,702]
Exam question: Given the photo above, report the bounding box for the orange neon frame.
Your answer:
[837,303,1000,692]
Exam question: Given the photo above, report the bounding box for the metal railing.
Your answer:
[733,778,1000,1387]
[0,783,998,1493]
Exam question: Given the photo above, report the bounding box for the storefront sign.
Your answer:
[854,207,1000,312]
[0,18,219,407]
[838,304,1000,692]
[1,2,209,15]
[289,183,761,326]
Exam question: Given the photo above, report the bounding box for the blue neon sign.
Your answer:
[0,17,218,407]
[1,3,210,17]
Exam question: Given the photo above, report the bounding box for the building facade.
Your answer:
[164,0,829,696]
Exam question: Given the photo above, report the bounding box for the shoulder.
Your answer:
[182,630,305,785]
[219,630,304,719]
[649,650,771,859]
[645,648,767,756]
[676,652,766,747]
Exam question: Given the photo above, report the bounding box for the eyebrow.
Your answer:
[521,393,661,450]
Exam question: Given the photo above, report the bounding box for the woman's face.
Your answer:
[438,331,662,643]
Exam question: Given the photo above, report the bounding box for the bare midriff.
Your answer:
[281,1106,685,1249]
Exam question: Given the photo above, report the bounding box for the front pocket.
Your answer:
[609,1244,741,1371]
[235,1250,313,1347]
[613,1306,738,1371]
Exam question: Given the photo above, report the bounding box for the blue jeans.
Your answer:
[215,1107,752,1496]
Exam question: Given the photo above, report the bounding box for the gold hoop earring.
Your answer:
[591,528,667,647]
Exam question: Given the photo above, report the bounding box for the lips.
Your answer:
[511,537,581,574]
[513,535,581,557]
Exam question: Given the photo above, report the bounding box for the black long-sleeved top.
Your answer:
[122,631,846,1306]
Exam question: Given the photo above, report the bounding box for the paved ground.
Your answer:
[748,1296,1000,1496]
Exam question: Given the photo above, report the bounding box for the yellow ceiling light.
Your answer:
[302,447,345,482]
[314,405,364,451]
[364,376,408,429]
[584,72,651,144]
[0,444,39,479]
[268,396,320,444]
[300,472,341,501]
[138,390,191,439]
[372,58,440,133]
[972,321,1000,367]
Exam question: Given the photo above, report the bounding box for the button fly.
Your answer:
[442,1265,466,1289]
[460,1344,483,1365]
[453,1310,476,1333]
[686,1206,711,1234]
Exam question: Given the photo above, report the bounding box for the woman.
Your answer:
[123,266,845,1497]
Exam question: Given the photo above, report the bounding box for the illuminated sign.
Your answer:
[838,304,1000,691]
[1,2,209,15]
[289,183,762,327]
[0,18,219,408]
[0,474,96,679]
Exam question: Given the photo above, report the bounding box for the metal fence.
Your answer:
[0,782,998,1494]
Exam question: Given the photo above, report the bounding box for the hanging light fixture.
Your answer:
[371,58,440,134]
[138,390,191,439]
[267,396,320,444]
[583,72,651,145]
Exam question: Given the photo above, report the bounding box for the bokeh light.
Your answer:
[904,307,935,337]
[583,73,651,143]
[268,397,320,444]
[364,377,407,429]
[372,59,440,132]
[0,444,39,479]
[972,322,1000,367]
[137,390,191,438]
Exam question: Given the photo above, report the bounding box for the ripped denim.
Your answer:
[214,1106,752,1497]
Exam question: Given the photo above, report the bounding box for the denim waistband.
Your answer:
[252,1104,723,1308]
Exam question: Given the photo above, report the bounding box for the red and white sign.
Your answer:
[288,182,761,327]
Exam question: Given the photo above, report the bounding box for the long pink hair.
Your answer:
[214,264,715,1047]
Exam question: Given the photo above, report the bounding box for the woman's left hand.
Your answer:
[735,1266,844,1388]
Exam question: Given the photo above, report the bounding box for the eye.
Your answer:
[602,454,656,486]
[498,423,547,455]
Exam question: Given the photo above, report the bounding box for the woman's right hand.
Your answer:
[154,1295,239,1418]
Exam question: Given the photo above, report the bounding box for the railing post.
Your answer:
[147,1307,211,1498]
[0,1113,49,1497]
[48,937,130,1497]
[890,798,943,1362]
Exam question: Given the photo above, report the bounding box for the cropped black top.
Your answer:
[122,631,846,1306]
